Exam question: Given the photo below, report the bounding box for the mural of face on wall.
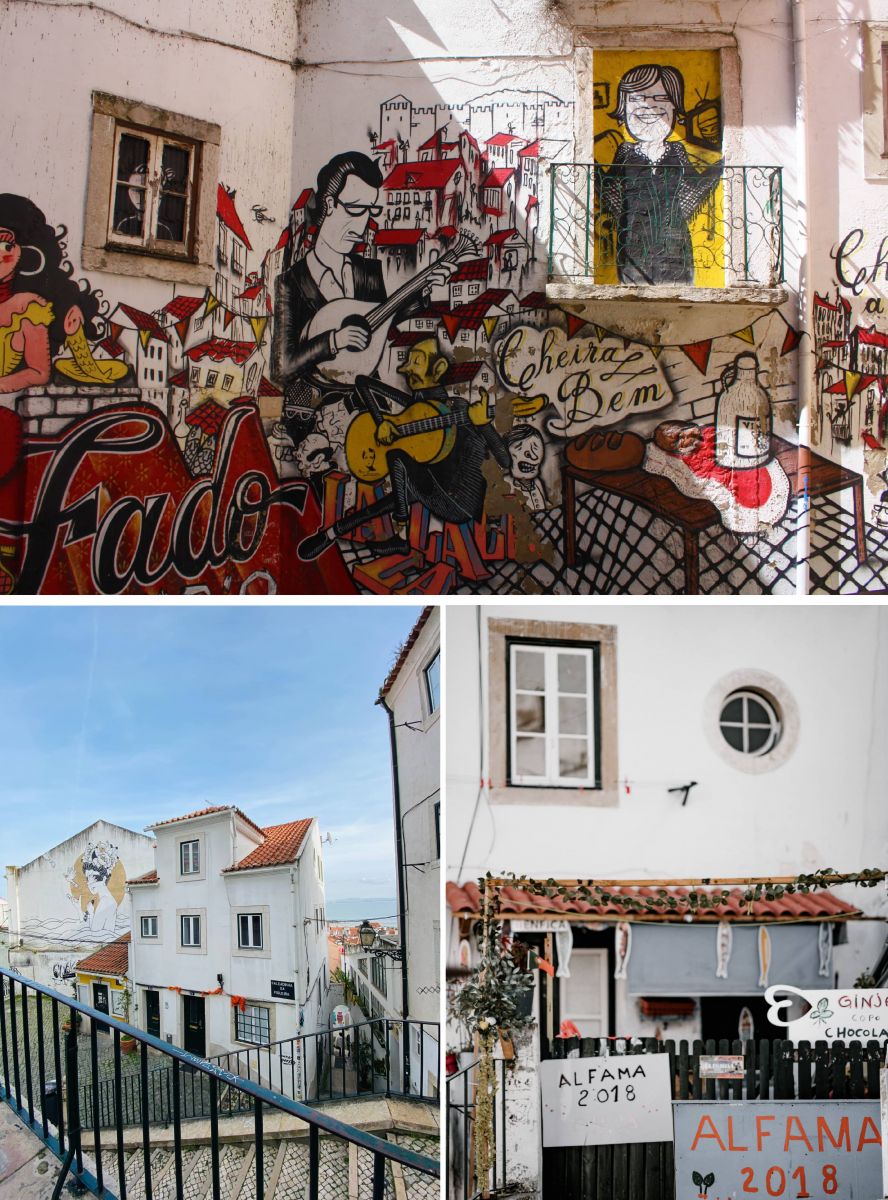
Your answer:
[65,841,126,935]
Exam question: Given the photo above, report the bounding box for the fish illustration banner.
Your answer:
[765,984,888,1042]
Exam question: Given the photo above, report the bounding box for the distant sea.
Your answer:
[327,898,398,925]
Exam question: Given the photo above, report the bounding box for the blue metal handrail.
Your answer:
[1,966,439,1199]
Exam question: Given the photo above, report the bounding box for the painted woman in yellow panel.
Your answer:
[0,194,126,395]
[597,65,723,285]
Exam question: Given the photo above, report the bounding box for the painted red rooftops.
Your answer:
[115,303,168,342]
[163,295,205,322]
[384,161,461,191]
[374,228,426,247]
[185,339,256,366]
[446,881,862,924]
[217,184,252,252]
[77,934,131,976]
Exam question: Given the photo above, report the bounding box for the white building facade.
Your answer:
[377,605,441,1096]
[5,821,155,988]
[127,805,330,1092]
[446,603,888,1188]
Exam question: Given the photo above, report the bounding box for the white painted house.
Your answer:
[5,821,156,989]
[446,604,888,1190]
[377,605,441,1097]
[127,804,329,1092]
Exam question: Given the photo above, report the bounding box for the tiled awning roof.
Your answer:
[446,881,862,924]
[126,870,158,885]
[77,933,130,976]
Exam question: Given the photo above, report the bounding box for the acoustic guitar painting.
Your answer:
[306,230,480,385]
[345,399,473,483]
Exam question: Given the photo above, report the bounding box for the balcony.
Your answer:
[546,161,787,318]
[1,967,439,1199]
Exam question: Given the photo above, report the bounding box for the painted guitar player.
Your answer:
[272,150,508,561]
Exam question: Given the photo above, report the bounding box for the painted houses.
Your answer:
[5,821,155,988]
[127,804,329,1089]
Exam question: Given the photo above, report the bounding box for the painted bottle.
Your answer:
[714,352,772,468]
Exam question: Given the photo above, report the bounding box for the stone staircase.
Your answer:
[83,1132,438,1200]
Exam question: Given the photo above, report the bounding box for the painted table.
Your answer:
[562,436,866,593]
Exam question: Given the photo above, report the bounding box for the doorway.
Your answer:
[145,988,161,1039]
[559,948,609,1038]
[183,994,206,1057]
[92,982,110,1034]
[700,995,769,1044]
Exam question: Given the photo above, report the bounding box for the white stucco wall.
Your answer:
[385,607,441,1025]
[5,820,155,987]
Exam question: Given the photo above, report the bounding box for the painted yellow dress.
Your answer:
[0,299,54,379]
[0,297,128,386]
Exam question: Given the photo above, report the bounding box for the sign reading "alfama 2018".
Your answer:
[765,984,888,1042]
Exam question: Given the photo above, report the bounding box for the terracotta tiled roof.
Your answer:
[446,881,862,924]
[127,869,158,885]
[378,608,434,700]
[151,805,265,838]
[77,934,130,976]
[185,339,255,366]
[217,185,253,252]
[223,818,314,872]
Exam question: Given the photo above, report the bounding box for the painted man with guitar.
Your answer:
[298,338,510,561]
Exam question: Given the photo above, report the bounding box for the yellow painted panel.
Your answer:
[592,49,724,288]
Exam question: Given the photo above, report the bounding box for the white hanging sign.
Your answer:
[540,1053,674,1147]
[766,984,888,1042]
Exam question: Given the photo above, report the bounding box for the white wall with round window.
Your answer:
[704,669,799,773]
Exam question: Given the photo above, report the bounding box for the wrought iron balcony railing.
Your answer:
[80,1016,440,1128]
[547,161,785,288]
[0,967,440,1199]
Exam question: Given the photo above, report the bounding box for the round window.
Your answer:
[719,689,781,757]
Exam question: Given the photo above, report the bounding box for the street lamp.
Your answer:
[358,921,403,960]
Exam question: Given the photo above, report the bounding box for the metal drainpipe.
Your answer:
[377,693,410,1022]
[793,0,814,595]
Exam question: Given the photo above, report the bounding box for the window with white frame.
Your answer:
[424,651,440,714]
[180,914,201,947]
[237,912,263,949]
[371,956,388,997]
[508,641,599,787]
[140,915,158,939]
[180,839,200,875]
[83,93,220,285]
[235,1003,270,1045]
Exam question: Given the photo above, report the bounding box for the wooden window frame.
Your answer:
[105,124,198,259]
[83,91,220,285]
[488,617,618,806]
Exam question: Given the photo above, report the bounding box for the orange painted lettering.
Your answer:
[691,1115,726,1152]
[783,1116,813,1152]
[857,1116,882,1151]
[756,1115,775,1151]
[727,1117,749,1151]
[817,1116,850,1152]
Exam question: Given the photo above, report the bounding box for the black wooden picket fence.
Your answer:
[542,1036,885,1200]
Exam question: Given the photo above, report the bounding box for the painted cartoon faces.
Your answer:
[611,64,684,154]
[0,228,24,282]
[397,338,447,393]
[319,174,383,256]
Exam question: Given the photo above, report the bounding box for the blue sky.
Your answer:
[0,604,424,916]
